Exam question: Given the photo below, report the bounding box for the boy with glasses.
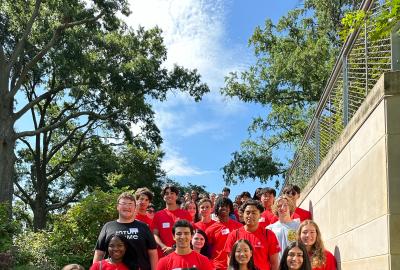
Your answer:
[282,184,312,222]
[93,192,158,270]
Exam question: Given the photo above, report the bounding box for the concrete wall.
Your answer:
[298,71,400,270]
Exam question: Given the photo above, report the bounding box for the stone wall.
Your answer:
[298,71,400,270]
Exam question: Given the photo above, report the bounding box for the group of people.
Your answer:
[63,184,337,270]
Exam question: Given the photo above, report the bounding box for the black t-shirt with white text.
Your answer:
[95,220,157,270]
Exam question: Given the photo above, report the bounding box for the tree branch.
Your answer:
[18,138,36,157]
[9,12,104,98]
[46,120,93,162]
[15,109,120,139]
[47,188,83,211]
[14,181,35,206]
[7,0,42,73]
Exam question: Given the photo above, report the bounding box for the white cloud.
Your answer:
[161,144,214,176]
[124,0,254,177]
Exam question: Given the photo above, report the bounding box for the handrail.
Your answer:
[284,0,394,189]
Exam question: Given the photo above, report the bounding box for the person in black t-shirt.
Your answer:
[93,192,158,270]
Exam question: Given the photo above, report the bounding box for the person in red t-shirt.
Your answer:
[225,200,280,270]
[258,187,277,227]
[134,187,154,227]
[297,220,337,270]
[90,234,134,270]
[282,185,312,222]
[206,197,243,270]
[157,220,214,270]
[152,185,192,258]
[195,198,216,232]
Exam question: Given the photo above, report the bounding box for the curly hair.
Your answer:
[271,195,296,217]
[297,220,326,268]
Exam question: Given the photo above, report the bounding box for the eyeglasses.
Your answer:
[284,191,297,196]
[118,202,135,207]
[146,209,155,213]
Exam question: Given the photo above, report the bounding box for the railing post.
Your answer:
[391,23,400,71]
[364,21,369,94]
[343,55,349,126]
[315,120,320,167]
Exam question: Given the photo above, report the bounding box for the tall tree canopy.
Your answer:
[221,0,362,185]
[0,0,209,227]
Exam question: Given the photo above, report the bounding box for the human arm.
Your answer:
[269,253,279,270]
[148,248,158,270]
[153,228,174,255]
[93,250,104,263]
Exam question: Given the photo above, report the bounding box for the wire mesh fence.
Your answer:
[285,0,396,189]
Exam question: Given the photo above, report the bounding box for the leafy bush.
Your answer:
[14,188,123,269]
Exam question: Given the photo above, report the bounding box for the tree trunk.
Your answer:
[32,198,48,230]
[0,91,16,217]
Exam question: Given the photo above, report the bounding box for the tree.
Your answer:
[0,0,209,225]
[341,0,400,40]
[221,0,362,185]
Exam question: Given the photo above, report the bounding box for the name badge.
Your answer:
[259,217,265,222]
[162,222,170,228]
[221,228,230,235]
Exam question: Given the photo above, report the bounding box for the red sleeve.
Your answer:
[156,257,167,270]
[223,230,237,254]
[152,212,161,232]
[266,229,281,255]
[324,250,337,270]
[200,255,216,270]
[89,261,100,270]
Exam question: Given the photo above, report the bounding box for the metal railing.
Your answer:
[284,0,398,189]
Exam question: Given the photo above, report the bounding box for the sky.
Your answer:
[125,0,302,199]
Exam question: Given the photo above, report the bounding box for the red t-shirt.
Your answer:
[135,213,153,227]
[89,259,129,270]
[206,219,243,270]
[224,226,281,270]
[156,251,215,270]
[152,208,192,257]
[194,220,216,232]
[312,250,337,270]
[259,209,275,227]
[294,207,312,221]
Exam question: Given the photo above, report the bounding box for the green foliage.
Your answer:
[14,188,123,269]
[221,0,360,185]
[0,203,18,252]
[341,0,400,40]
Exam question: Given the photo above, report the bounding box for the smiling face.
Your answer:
[300,224,317,248]
[108,236,126,262]
[286,246,304,270]
[191,232,205,251]
[173,226,192,250]
[243,205,261,226]
[164,188,178,206]
[234,241,252,266]
[199,201,212,218]
[276,198,291,218]
[137,194,150,212]
[117,198,136,221]
[186,202,197,218]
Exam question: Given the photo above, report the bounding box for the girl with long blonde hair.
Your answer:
[297,220,337,270]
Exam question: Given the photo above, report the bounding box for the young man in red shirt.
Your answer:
[224,200,280,270]
[258,187,276,227]
[152,185,192,258]
[135,187,154,227]
[282,184,312,222]
[157,220,214,270]
[194,198,215,232]
[206,197,242,270]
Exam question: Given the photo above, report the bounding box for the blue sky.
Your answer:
[125,0,302,198]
